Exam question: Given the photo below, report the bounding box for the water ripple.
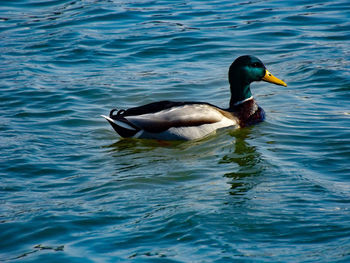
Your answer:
[1,0,350,262]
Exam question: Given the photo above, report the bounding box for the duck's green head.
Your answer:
[228,55,287,107]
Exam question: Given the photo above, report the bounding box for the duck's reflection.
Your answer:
[102,131,218,156]
[221,127,265,195]
[102,127,265,196]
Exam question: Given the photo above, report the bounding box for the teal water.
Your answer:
[1,0,350,262]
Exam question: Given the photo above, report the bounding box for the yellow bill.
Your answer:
[262,69,287,87]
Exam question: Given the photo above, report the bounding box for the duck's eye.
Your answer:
[251,62,261,68]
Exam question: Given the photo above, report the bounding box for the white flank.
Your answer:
[101,115,136,131]
[166,116,236,140]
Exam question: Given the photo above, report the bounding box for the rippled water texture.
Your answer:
[1,0,350,262]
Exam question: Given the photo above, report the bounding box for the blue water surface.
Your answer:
[1,0,350,262]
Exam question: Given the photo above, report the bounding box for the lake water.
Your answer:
[1,0,350,262]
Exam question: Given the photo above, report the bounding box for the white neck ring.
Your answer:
[233,96,253,106]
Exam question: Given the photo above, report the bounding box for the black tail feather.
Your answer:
[110,108,126,118]
[106,119,139,138]
[105,109,140,138]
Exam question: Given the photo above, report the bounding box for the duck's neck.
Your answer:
[229,82,252,109]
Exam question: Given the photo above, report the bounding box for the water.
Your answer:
[1,0,350,262]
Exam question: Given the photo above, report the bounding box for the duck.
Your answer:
[102,55,287,141]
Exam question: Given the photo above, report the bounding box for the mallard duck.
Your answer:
[102,55,287,141]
